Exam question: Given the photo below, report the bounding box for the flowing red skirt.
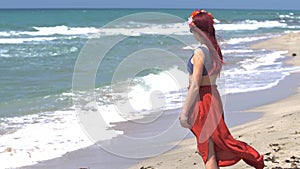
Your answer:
[190,85,264,169]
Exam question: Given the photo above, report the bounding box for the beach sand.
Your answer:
[128,32,300,169]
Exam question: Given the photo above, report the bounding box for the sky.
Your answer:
[0,0,300,10]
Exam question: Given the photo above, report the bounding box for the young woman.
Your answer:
[179,9,265,169]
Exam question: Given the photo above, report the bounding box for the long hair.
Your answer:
[193,12,223,75]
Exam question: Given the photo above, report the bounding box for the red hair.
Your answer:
[193,11,223,75]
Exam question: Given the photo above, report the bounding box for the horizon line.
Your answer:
[0,7,299,11]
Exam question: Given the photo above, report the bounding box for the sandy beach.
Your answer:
[128,32,300,169]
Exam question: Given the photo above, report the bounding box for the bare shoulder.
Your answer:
[193,48,205,63]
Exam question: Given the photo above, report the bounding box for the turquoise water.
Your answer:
[1,9,300,118]
[0,9,300,168]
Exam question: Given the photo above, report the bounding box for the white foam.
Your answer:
[0,19,289,40]
[215,20,287,31]
[0,24,187,38]
[104,20,288,36]
[31,25,99,36]
[213,18,221,24]
[226,36,273,45]
[222,49,254,54]
[0,26,99,38]
[0,32,10,37]
[279,13,300,20]
[222,50,300,94]
[0,49,9,54]
[127,67,187,113]
[98,22,189,36]
[0,37,58,44]
[284,30,300,34]
[0,108,124,168]
[224,78,282,94]
[95,67,188,122]
[238,51,287,71]
[182,44,200,50]
[287,25,300,29]
[223,66,300,94]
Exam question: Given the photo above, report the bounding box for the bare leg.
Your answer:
[205,138,219,169]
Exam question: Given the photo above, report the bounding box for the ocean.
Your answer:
[0,9,300,168]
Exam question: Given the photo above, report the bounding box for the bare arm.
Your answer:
[180,48,205,128]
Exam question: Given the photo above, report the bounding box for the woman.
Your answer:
[179,9,265,169]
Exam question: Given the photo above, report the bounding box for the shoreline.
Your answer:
[127,32,300,169]
[20,76,299,169]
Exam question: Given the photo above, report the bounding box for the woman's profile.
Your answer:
[179,9,265,169]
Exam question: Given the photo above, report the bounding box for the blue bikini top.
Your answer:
[187,45,212,75]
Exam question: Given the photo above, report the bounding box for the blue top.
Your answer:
[187,45,212,75]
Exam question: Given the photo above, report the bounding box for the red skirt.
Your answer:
[190,85,264,169]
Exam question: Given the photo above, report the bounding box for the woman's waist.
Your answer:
[199,84,217,91]
[189,75,217,85]
[200,75,217,86]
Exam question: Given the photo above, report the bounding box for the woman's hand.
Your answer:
[179,112,193,129]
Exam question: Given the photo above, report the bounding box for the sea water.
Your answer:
[0,9,300,168]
